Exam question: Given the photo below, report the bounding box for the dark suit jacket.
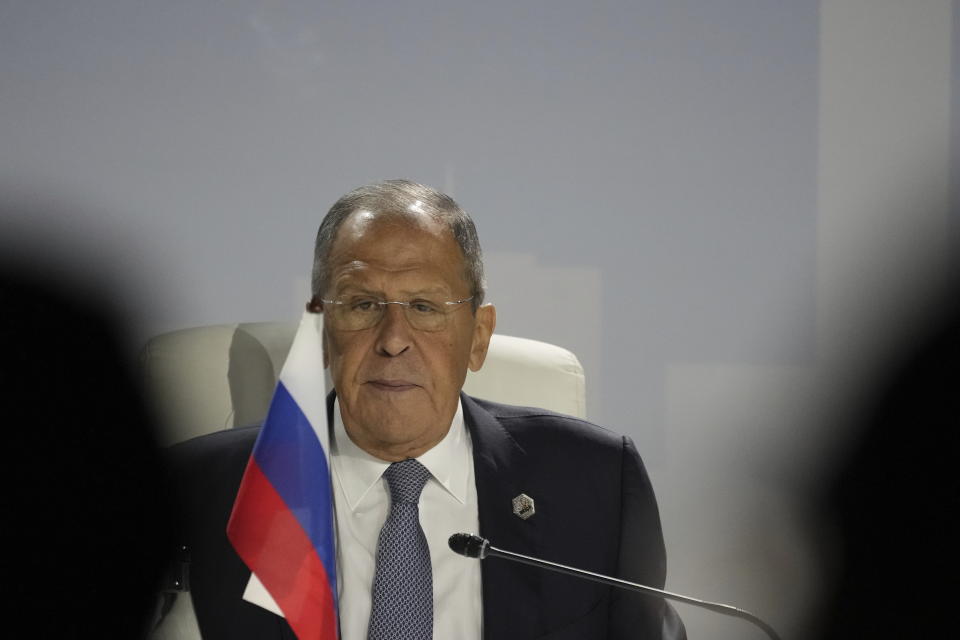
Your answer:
[169,393,685,639]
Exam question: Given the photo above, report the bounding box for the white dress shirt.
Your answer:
[331,398,483,640]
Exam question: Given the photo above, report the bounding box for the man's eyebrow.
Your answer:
[399,286,450,298]
[332,285,452,299]
[331,285,383,297]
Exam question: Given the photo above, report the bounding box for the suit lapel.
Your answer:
[462,393,542,640]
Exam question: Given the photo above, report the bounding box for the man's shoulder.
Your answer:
[168,425,260,456]
[169,424,261,452]
[465,395,626,450]
[165,425,261,483]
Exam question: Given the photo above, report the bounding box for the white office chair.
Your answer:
[141,321,586,445]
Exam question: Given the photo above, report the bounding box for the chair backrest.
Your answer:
[141,321,586,445]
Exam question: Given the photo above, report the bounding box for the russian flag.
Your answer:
[227,310,338,639]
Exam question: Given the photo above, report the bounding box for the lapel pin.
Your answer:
[512,493,535,520]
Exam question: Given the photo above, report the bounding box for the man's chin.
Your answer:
[354,418,446,460]
[357,383,426,408]
[353,390,430,426]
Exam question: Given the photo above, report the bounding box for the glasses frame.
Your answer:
[319,295,475,332]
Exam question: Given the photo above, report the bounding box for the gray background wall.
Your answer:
[2,1,955,638]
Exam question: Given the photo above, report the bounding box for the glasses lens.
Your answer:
[324,297,465,331]
[404,300,447,332]
[329,297,383,331]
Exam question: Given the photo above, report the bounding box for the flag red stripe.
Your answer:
[228,458,338,640]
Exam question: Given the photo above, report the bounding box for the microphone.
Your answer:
[448,533,780,640]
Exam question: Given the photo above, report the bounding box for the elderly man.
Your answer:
[171,180,684,639]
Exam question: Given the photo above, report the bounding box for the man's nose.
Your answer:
[374,303,413,357]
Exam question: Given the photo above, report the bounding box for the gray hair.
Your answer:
[312,180,485,309]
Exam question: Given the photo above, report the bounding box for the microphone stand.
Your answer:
[451,534,780,640]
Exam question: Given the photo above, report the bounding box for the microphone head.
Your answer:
[448,533,490,559]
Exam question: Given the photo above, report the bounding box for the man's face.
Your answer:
[321,210,496,461]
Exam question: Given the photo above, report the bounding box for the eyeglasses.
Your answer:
[320,295,474,332]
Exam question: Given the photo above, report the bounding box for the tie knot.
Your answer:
[384,459,431,504]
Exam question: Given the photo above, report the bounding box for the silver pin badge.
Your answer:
[512,493,535,520]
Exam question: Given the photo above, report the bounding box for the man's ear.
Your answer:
[307,298,331,369]
[468,303,496,372]
[322,328,330,369]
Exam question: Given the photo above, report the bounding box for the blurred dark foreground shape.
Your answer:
[811,273,959,639]
[0,257,173,638]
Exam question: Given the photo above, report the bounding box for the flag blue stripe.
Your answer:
[251,381,337,595]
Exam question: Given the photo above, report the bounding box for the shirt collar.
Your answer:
[331,397,471,511]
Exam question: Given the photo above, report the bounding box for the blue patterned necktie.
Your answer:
[367,458,433,640]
